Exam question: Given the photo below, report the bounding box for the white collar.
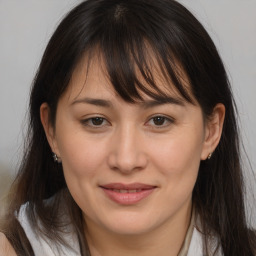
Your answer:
[17,202,80,256]
[17,202,223,256]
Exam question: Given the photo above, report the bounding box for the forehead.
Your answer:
[64,53,195,105]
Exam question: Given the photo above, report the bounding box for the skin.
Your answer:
[0,233,17,256]
[41,57,225,256]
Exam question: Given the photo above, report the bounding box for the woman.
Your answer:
[1,0,255,255]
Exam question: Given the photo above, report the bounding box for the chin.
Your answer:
[101,213,160,236]
[108,224,152,236]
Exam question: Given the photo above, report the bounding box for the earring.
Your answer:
[207,153,212,160]
[52,152,61,163]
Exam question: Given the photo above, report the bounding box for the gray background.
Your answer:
[0,0,256,221]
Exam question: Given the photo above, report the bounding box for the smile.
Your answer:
[100,183,157,205]
[110,189,143,193]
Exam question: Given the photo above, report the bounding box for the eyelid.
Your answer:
[80,115,110,128]
[145,114,175,128]
[80,114,175,129]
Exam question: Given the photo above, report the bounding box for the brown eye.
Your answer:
[146,115,174,129]
[152,116,166,126]
[91,117,104,126]
[81,117,109,127]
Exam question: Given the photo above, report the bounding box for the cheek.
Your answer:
[55,131,109,212]
[150,128,204,179]
[56,129,108,179]
[149,132,202,208]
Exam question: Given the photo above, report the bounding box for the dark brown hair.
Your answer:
[1,0,255,255]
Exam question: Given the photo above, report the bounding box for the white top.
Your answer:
[17,203,80,256]
[17,202,223,256]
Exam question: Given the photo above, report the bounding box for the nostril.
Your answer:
[107,151,148,174]
[107,132,148,173]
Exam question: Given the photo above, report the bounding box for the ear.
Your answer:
[40,103,60,156]
[201,103,225,160]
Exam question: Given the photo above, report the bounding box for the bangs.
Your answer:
[82,1,195,104]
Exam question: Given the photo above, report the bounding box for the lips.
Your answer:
[100,183,156,205]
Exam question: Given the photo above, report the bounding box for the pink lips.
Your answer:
[100,183,156,205]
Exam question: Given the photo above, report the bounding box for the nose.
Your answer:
[107,125,148,174]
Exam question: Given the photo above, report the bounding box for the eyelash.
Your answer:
[81,116,109,128]
[80,115,174,129]
[146,115,174,128]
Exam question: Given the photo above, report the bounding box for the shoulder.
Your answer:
[0,232,17,256]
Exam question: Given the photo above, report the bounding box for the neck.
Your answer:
[84,203,192,256]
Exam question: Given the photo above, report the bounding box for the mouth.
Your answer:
[99,183,157,205]
[106,189,145,193]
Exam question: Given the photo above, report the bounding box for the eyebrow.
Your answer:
[71,98,113,107]
[71,96,185,108]
[141,97,185,108]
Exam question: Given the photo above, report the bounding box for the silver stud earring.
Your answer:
[52,152,61,163]
[207,153,212,160]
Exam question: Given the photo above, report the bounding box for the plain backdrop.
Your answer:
[0,0,256,221]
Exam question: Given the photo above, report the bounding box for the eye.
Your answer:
[90,117,105,126]
[81,117,109,127]
[146,115,174,128]
[152,116,166,126]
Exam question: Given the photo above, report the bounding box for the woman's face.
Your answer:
[41,57,223,237]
